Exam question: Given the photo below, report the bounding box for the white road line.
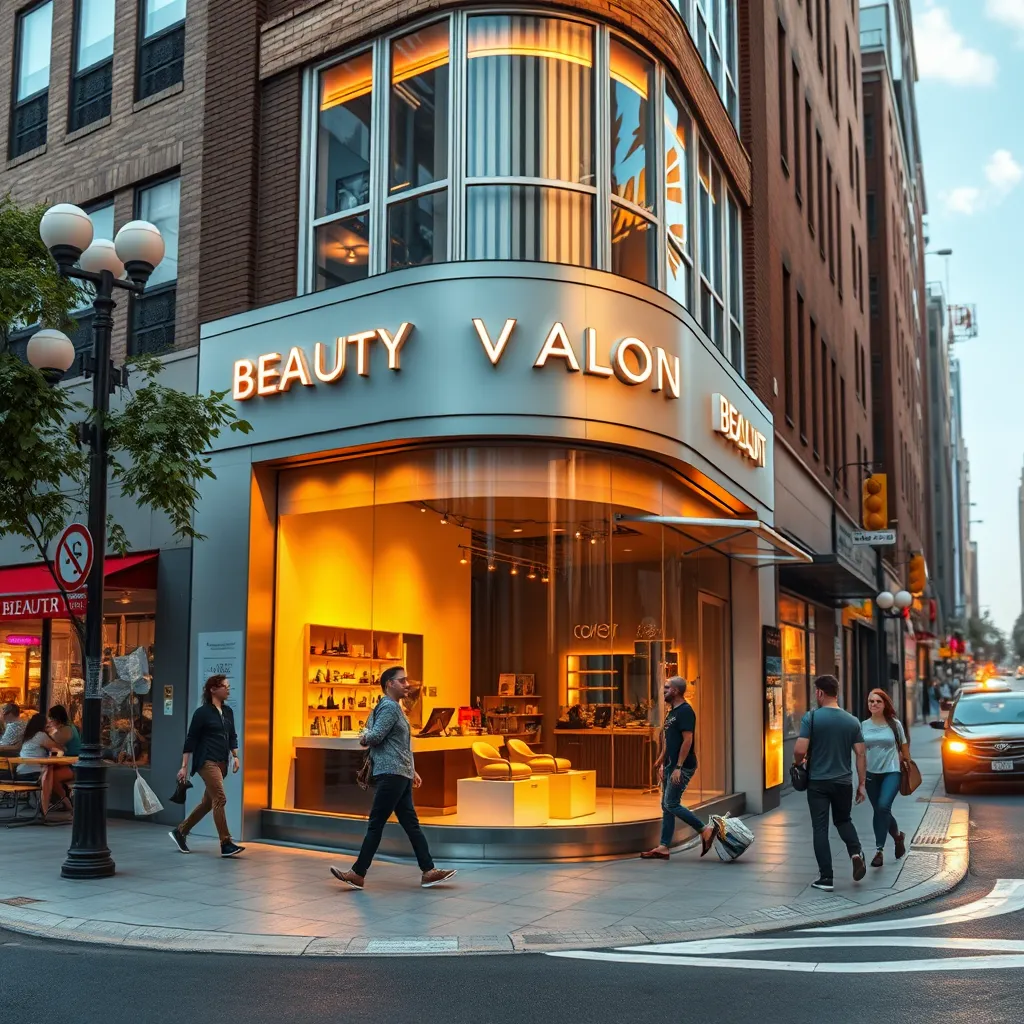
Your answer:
[806,879,1024,932]
[610,936,1024,955]
[550,949,1024,973]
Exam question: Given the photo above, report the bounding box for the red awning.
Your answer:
[0,552,159,621]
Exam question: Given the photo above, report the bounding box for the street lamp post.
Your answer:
[876,590,914,720]
[28,204,165,880]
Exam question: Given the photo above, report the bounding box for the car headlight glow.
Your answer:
[945,738,968,754]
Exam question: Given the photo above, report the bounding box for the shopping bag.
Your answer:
[710,813,755,862]
[133,772,164,816]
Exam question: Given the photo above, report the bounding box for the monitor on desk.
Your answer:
[417,707,454,737]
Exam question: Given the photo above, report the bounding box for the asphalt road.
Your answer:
[2,784,1022,1024]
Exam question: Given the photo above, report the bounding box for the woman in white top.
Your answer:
[862,689,910,867]
[17,712,65,816]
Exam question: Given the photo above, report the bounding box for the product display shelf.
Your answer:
[303,623,413,738]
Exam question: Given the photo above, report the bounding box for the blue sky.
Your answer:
[910,0,1024,634]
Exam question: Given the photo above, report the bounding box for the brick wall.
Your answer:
[862,58,926,567]
[0,0,207,359]
[744,0,872,527]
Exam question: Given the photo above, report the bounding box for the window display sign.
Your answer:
[763,625,784,789]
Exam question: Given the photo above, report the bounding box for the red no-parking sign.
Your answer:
[54,523,94,592]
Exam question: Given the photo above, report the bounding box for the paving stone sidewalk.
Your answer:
[0,725,967,955]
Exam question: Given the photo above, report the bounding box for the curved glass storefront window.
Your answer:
[270,446,731,828]
[305,9,744,369]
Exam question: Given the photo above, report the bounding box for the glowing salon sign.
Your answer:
[231,318,682,401]
[712,393,767,467]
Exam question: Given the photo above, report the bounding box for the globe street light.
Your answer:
[31,203,165,881]
[875,589,915,720]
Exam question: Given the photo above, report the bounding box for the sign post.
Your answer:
[851,529,897,547]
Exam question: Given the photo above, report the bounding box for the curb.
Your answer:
[0,800,969,957]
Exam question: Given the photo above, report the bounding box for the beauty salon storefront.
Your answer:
[187,6,806,857]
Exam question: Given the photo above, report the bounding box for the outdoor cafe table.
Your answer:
[5,757,78,828]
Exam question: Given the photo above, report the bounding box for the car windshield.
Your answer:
[953,696,1024,726]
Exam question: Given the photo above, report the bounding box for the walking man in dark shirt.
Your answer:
[641,676,716,859]
[793,674,867,891]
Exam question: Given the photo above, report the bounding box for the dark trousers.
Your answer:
[353,774,434,876]
[865,771,902,850]
[807,778,862,879]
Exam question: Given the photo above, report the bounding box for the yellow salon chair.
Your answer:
[506,738,571,774]
[471,741,532,780]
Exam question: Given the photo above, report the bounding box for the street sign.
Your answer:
[851,529,896,546]
[54,523,94,591]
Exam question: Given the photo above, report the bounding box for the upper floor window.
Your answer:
[305,11,745,373]
[130,177,179,355]
[137,0,186,100]
[70,0,115,132]
[688,1,739,129]
[10,1,52,158]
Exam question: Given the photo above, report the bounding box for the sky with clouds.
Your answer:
[909,0,1024,634]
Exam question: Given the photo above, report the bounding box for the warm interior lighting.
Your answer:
[321,52,374,110]
[510,564,519,576]
[575,530,582,540]
[392,23,450,85]
[610,40,650,99]
[441,513,449,525]
[513,527,523,533]
[467,43,593,68]
[460,554,469,565]
[487,561,496,571]
[527,567,537,580]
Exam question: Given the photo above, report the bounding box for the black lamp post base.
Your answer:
[61,760,116,879]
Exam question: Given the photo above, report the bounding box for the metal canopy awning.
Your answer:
[615,515,814,567]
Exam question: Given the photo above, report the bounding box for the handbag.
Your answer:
[355,705,377,790]
[789,710,814,791]
[888,718,922,795]
[710,813,756,862]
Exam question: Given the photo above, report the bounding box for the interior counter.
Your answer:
[554,728,657,788]
[292,735,478,816]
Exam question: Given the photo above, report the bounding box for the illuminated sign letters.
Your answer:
[232,323,414,400]
[712,393,767,467]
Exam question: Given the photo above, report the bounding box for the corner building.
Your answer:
[191,1,807,855]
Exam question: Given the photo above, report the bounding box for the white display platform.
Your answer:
[456,775,550,826]
[548,769,597,819]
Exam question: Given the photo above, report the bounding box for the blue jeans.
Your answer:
[660,767,705,846]
[865,771,902,850]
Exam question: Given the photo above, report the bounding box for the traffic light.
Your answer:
[861,473,888,530]
[908,552,927,596]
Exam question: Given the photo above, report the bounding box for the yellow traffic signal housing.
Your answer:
[908,553,927,596]
[861,473,888,531]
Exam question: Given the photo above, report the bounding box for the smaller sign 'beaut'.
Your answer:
[712,393,767,468]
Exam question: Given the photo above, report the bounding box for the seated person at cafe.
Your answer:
[47,705,81,808]
[18,713,67,816]
[0,702,27,755]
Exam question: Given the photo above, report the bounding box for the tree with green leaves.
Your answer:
[0,193,250,652]
[966,611,1007,667]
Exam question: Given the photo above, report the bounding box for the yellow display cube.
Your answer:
[548,769,597,819]
[456,775,550,826]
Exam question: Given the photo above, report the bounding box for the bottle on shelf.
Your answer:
[317,688,325,709]
[341,632,348,654]
[373,637,379,660]
[326,688,336,709]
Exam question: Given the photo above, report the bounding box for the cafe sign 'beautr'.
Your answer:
[231,318,682,401]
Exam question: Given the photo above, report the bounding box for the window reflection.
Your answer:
[467,15,594,183]
[611,204,655,286]
[664,89,692,308]
[318,52,373,218]
[467,185,593,266]
[388,190,448,270]
[390,23,449,193]
[609,39,655,212]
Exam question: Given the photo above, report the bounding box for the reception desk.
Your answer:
[554,728,657,788]
[292,735,478,815]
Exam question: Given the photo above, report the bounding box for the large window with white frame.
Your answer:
[303,10,745,371]
[669,0,739,129]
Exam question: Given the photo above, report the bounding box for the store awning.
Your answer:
[0,552,159,621]
[614,515,813,566]
[778,555,878,604]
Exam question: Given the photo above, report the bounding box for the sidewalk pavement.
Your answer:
[0,724,967,956]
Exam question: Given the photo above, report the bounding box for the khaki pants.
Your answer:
[179,761,230,842]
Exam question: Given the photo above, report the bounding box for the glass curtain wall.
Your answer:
[272,446,731,826]
[305,10,744,369]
